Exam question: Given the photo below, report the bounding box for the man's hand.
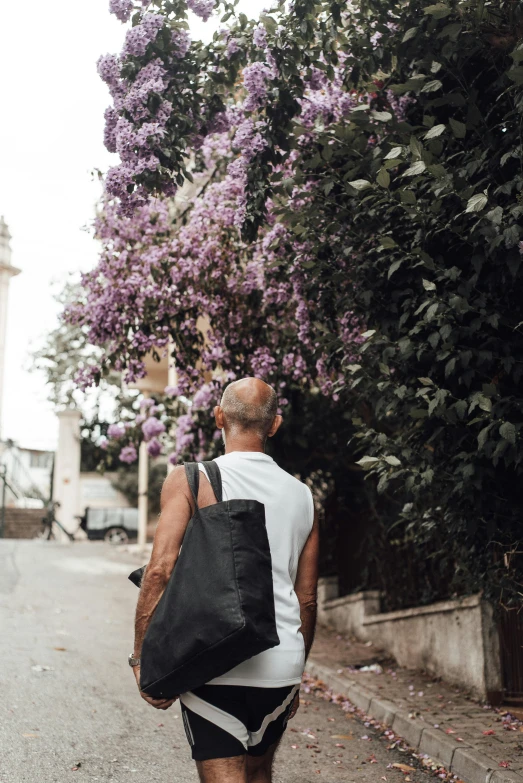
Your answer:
[288,692,299,720]
[132,666,177,710]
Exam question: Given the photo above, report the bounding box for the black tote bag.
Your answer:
[131,460,280,699]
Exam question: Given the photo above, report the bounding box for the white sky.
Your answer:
[0,0,263,451]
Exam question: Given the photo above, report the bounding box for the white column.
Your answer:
[167,339,177,475]
[0,217,20,441]
[137,439,149,550]
[53,410,82,541]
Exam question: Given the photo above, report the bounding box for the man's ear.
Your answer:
[267,414,283,438]
[214,405,225,429]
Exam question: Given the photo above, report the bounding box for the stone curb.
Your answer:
[306,659,523,783]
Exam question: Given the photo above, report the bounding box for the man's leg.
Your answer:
[246,739,280,783]
[196,755,247,783]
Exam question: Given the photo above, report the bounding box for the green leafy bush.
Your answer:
[290,0,523,608]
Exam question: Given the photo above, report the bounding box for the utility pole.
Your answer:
[0,464,6,538]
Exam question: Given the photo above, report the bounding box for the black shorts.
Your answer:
[179,683,299,761]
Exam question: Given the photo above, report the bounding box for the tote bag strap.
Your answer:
[202,460,223,503]
[184,462,200,506]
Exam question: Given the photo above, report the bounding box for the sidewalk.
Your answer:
[308,625,523,783]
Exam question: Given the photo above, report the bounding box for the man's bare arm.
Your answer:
[133,465,194,658]
[294,513,320,659]
[287,512,319,720]
[130,465,196,710]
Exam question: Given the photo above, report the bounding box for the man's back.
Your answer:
[200,451,314,687]
[131,377,319,782]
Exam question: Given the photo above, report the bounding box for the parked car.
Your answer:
[85,507,138,544]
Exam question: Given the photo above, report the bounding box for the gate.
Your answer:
[499,606,523,705]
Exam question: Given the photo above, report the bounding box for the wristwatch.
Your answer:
[128,653,141,667]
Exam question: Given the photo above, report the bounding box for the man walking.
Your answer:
[130,378,319,783]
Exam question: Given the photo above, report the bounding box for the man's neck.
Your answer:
[223,431,265,454]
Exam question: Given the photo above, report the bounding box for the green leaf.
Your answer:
[260,14,277,34]
[486,206,503,225]
[388,259,403,278]
[508,66,523,85]
[380,236,397,248]
[499,422,516,444]
[371,111,393,122]
[410,136,423,157]
[377,474,389,493]
[385,146,403,160]
[510,44,523,63]
[403,161,426,177]
[465,193,488,213]
[377,168,390,188]
[402,27,418,43]
[439,22,462,39]
[424,124,446,139]
[384,158,403,170]
[384,455,401,466]
[426,302,439,320]
[421,80,443,93]
[478,425,491,449]
[400,189,417,204]
[348,179,372,190]
[428,164,447,178]
[356,456,380,469]
[422,279,436,291]
[477,395,492,412]
[449,118,466,138]
[454,399,467,419]
[424,2,451,18]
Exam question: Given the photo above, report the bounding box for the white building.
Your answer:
[0,217,20,441]
[0,440,53,508]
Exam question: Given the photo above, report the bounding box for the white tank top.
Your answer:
[198,451,314,687]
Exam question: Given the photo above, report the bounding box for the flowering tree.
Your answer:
[71,0,405,462]
[64,0,523,608]
[68,146,363,463]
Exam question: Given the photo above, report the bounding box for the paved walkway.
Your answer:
[308,626,523,783]
[1,541,451,783]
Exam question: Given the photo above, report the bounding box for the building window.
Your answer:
[29,452,52,469]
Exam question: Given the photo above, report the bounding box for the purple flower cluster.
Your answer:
[119,444,138,464]
[171,28,191,58]
[147,438,162,457]
[141,416,166,441]
[226,37,241,59]
[107,423,126,439]
[97,54,124,99]
[122,13,164,58]
[233,119,268,159]
[171,413,196,461]
[109,0,133,23]
[187,0,215,22]
[253,24,267,49]
[242,62,273,112]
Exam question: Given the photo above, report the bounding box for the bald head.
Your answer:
[219,378,278,439]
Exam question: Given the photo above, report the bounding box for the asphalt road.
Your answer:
[0,541,437,783]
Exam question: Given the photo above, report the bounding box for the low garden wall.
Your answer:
[2,508,44,539]
[317,578,502,702]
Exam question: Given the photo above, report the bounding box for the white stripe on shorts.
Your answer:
[179,685,299,749]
